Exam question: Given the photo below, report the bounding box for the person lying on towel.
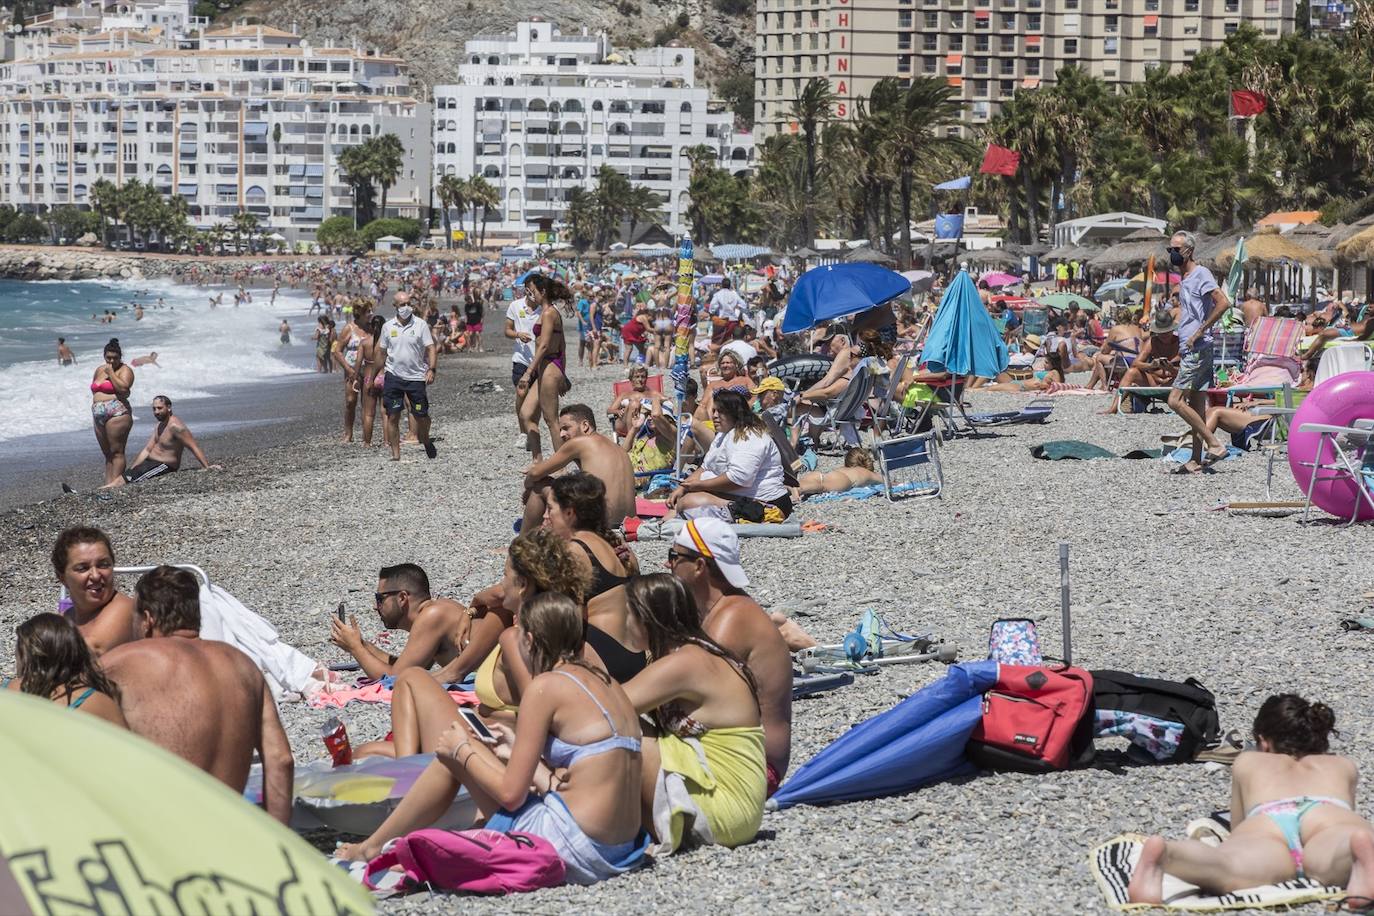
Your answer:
[1130,694,1374,905]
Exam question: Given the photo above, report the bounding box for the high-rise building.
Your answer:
[0,0,431,242]
[432,20,754,243]
[755,0,1297,139]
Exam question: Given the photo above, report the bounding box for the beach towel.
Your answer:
[198,584,320,701]
[808,480,938,502]
[1164,445,1244,464]
[1030,441,1163,461]
[651,727,767,855]
[1089,833,1344,911]
[1245,316,1303,360]
[307,682,479,710]
[966,402,1054,425]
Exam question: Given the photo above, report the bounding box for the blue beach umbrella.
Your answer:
[919,270,1009,378]
[780,263,912,334]
[772,661,997,808]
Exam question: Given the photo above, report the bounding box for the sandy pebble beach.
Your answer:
[2,353,1371,914]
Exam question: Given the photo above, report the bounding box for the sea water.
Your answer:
[0,277,312,445]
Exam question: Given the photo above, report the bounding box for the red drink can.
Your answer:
[321,716,352,767]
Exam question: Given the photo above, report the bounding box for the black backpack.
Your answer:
[1090,670,1221,763]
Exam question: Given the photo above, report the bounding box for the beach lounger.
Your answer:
[60,564,321,700]
[872,431,943,500]
[1295,419,1374,526]
[1314,339,1374,386]
[965,397,1054,427]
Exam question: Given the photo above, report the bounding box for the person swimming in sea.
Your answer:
[57,337,76,366]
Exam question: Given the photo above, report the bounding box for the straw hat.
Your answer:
[1023,334,1043,350]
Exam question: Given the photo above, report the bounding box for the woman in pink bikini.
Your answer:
[90,337,135,487]
[1130,694,1374,905]
[519,273,572,461]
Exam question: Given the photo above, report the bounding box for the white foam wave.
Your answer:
[0,279,312,443]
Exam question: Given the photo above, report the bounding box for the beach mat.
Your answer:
[1031,440,1164,461]
[1089,833,1343,911]
[809,480,938,502]
[629,519,803,541]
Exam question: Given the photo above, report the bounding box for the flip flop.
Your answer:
[1202,446,1230,465]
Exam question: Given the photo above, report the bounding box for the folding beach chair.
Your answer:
[796,357,875,450]
[611,374,664,399]
[1213,328,1247,381]
[1295,419,1374,526]
[868,352,910,443]
[1250,384,1307,499]
[872,431,943,501]
[1315,341,1374,387]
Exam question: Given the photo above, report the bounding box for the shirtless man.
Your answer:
[124,396,220,484]
[329,563,496,682]
[57,337,76,366]
[520,403,635,533]
[102,566,293,824]
[131,351,159,368]
[669,518,794,794]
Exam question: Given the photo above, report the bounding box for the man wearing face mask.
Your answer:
[379,292,439,461]
[1165,230,1231,473]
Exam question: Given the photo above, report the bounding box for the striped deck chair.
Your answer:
[1241,316,1303,379]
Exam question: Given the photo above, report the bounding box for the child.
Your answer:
[1130,694,1374,904]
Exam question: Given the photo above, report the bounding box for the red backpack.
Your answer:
[966,664,1095,772]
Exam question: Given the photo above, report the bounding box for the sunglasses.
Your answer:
[374,589,403,605]
[665,549,700,565]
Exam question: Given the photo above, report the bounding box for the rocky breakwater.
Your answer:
[0,246,186,281]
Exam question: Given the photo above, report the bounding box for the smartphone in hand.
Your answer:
[336,602,346,623]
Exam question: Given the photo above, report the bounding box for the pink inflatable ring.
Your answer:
[1287,372,1374,523]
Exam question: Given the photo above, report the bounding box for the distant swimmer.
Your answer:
[131,352,160,368]
[209,293,223,309]
[156,297,166,310]
[134,304,145,321]
[279,319,291,345]
[57,337,76,366]
[123,395,220,484]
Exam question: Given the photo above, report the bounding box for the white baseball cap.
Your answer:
[673,518,749,589]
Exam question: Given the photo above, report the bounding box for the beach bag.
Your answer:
[967,665,1095,773]
[987,618,1043,666]
[1090,670,1220,763]
[363,828,565,895]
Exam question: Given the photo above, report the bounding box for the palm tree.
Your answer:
[788,77,836,246]
[466,174,499,248]
[623,184,663,247]
[337,143,374,229]
[231,209,260,253]
[878,78,969,267]
[368,134,405,218]
[591,165,631,250]
[435,173,469,249]
[89,178,122,247]
[564,186,596,251]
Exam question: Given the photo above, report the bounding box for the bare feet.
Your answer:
[771,612,819,651]
[1128,835,1167,905]
[1346,830,1374,901]
[1203,444,1229,464]
[1170,460,1205,475]
[334,840,378,863]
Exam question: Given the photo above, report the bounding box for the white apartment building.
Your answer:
[0,0,431,242]
[433,20,754,242]
[755,0,1297,138]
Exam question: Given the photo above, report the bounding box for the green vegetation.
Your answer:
[337,133,406,227]
[712,0,752,15]
[435,174,500,249]
[563,166,665,251]
[359,217,423,247]
[88,179,191,248]
[716,68,755,127]
[316,215,361,254]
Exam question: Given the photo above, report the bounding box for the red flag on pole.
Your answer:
[979,144,1021,176]
[1230,90,1267,118]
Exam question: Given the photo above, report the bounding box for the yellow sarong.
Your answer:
[651,726,766,854]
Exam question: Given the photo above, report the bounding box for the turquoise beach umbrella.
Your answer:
[919,270,1009,378]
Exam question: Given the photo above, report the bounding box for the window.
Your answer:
[1000,79,1014,94]
[1185,0,1198,10]
[1104,37,1118,54]
[897,56,911,73]
[1026,59,1040,75]
[975,35,989,51]
[1105,15,1118,33]
[898,33,912,49]
[1063,38,1078,54]
[1224,0,1238,10]
[1001,13,1015,29]
[1000,58,1015,75]
[1027,13,1041,30]
[1223,21,1238,34]
[1145,22,1158,37]
[974,58,989,74]
[1145,0,1158,8]
[949,34,963,50]
[949,13,963,28]
[925,11,938,27]
[1065,0,1077,6]
[923,34,938,50]
[975,80,988,96]
[1001,36,1014,52]
[923,56,937,73]
[898,11,912,27]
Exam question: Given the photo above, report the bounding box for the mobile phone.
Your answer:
[336,602,346,623]
[458,707,494,742]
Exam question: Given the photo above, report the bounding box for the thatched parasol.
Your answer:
[1086,228,1168,271]
[1195,230,1245,270]
[965,247,1020,268]
[1215,226,1328,269]
[1332,215,1374,262]
[844,245,897,265]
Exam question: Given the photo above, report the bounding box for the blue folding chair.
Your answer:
[873,431,943,501]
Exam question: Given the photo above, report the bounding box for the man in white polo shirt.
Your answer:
[379,292,437,462]
[505,283,538,440]
[708,278,747,348]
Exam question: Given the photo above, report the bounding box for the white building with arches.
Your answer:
[0,2,431,242]
[433,20,753,242]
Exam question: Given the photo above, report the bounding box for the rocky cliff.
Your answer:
[230,0,753,97]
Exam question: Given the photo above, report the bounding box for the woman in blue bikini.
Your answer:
[1130,694,1374,905]
[3,613,127,729]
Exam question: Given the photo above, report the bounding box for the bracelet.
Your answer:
[450,741,467,762]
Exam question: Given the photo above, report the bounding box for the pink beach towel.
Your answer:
[308,682,479,710]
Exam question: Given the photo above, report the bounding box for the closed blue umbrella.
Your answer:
[919,270,1008,378]
[780,263,912,334]
[772,661,997,808]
